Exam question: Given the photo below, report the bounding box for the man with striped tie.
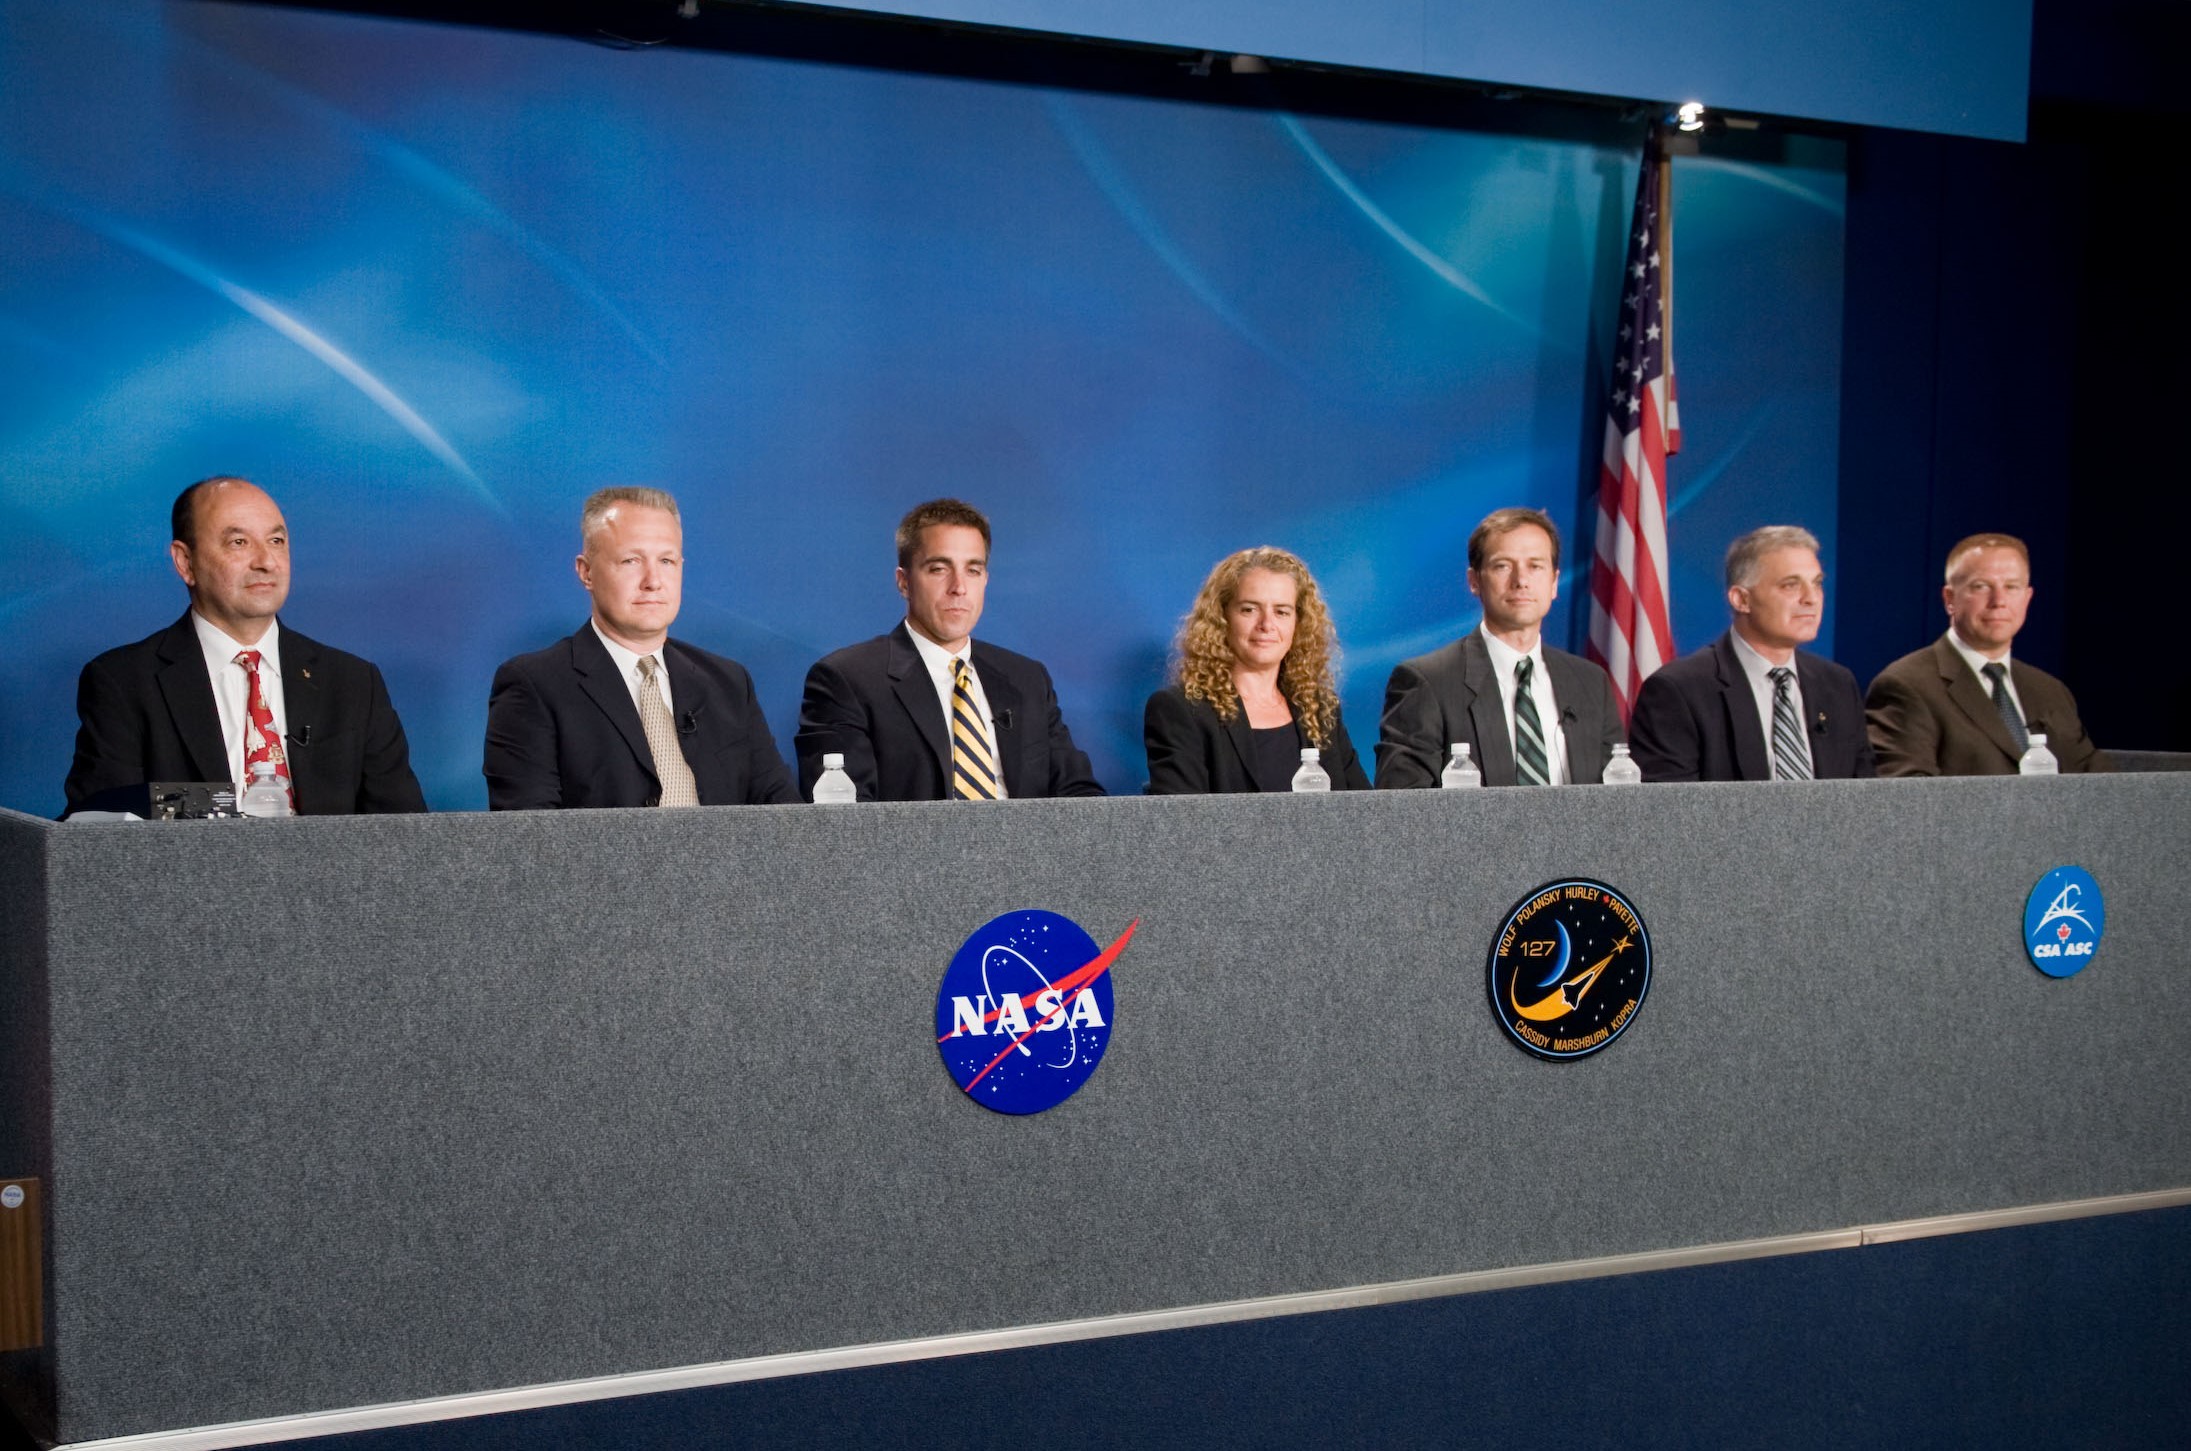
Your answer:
[1628,525,1877,782]
[1375,508,1624,788]
[1863,534,2110,776]
[795,499,1104,802]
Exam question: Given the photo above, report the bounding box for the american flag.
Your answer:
[1587,129,1681,717]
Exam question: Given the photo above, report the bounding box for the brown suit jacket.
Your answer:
[1865,635,2110,776]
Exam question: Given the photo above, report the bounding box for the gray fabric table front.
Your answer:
[1,775,2185,1440]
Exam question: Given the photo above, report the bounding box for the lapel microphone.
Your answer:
[996,708,1015,732]
[1812,711,1827,734]
[679,703,705,735]
[287,726,313,747]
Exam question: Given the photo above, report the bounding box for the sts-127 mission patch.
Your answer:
[1488,879,1652,1061]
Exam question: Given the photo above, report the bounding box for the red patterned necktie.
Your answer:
[235,650,295,810]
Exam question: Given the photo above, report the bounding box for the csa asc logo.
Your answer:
[1488,879,1651,1061]
[935,910,1138,1114]
[2024,866,2104,978]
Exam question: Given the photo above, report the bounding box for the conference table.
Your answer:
[2,771,2186,1444]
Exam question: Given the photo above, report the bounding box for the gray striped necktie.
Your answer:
[1513,656,1550,786]
[636,656,701,808]
[1768,666,1812,781]
[1982,662,2029,752]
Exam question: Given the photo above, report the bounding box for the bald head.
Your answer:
[168,477,291,644]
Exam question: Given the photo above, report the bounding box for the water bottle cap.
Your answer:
[1449,742,1470,757]
[1299,748,1319,761]
[2028,732,2047,746]
[823,753,845,769]
[1611,743,1631,755]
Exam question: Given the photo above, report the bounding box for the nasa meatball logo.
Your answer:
[1488,879,1651,1060]
[935,910,1138,1114]
[2024,866,2104,978]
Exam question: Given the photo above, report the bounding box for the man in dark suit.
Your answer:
[64,476,426,816]
[1376,508,1623,787]
[1629,524,1876,781]
[485,487,796,809]
[1865,533,2110,775]
[795,499,1103,801]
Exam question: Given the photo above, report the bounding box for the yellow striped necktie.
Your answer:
[950,658,1000,800]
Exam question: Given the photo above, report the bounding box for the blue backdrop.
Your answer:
[0,0,1844,812]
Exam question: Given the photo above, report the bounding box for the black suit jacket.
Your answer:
[64,612,426,816]
[484,624,796,809]
[1375,632,1625,788]
[1865,635,2110,777]
[1143,685,1371,793]
[795,624,1104,801]
[1629,630,1877,782]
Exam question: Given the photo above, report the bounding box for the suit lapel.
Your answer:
[971,642,1024,796]
[1715,635,1772,782]
[1544,651,1591,784]
[1793,653,1840,776]
[154,615,232,784]
[280,628,325,810]
[662,641,716,790]
[888,625,952,786]
[570,625,658,782]
[1218,701,1258,788]
[1458,634,1518,785]
[1937,636,2020,763]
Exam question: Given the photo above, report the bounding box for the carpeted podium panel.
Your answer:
[3,775,2187,1441]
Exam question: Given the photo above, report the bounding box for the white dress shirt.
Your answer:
[1477,624,1569,784]
[192,612,287,791]
[1947,628,2022,717]
[1729,628,1813,774]
[905,622,1007,797]
[592,621,675,720]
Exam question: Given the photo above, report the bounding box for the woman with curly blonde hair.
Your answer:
[1143,547,1370,793]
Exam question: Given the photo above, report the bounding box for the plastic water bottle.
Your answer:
[238,761,294,818]
[812,752,858,804]
[1440,742,1482,789]
[1601,743,1643,785]
[1290,747,1331,793]
[2019,731,2059,776]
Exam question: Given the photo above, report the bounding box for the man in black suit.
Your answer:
[64,476,426,816]
[484,487,796,809]
[1628,524,1877,781]
[1376,508,1624,787]
[795,499,1103,801]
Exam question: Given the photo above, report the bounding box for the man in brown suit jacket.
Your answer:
[1865,533,2110,775]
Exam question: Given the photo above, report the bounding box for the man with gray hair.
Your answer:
[484,487,796,809]
[1628,525,1876,781]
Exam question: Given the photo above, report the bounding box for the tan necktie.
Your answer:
[636,656,701,808]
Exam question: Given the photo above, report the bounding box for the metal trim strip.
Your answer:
[63,1186,2191,1451]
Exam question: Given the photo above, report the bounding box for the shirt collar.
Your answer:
[1728,627,1795,685]
[1475,622,1543,681]
[1946,627,2011,679]
[590,620,663,681]
[905,620,974,677]
[193,611,280,672]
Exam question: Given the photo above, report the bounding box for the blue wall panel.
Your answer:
[0,0,1844,811]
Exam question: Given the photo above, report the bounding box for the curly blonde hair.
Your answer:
[1173,547,1342,747]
